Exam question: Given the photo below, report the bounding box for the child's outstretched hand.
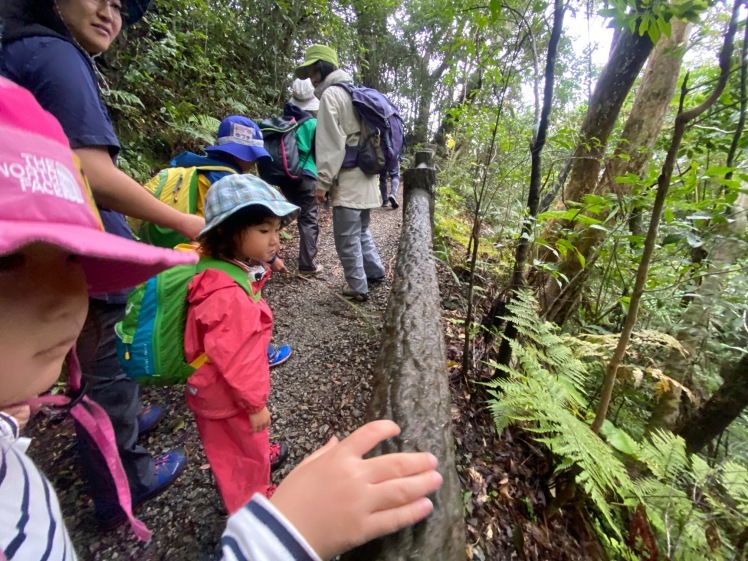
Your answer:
[268,256,287,273]
[249,406,271,432]
[269,420,442,560]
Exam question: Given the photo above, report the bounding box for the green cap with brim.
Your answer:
[294,44,339,78]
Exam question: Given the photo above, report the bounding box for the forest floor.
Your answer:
[26,191,598,560]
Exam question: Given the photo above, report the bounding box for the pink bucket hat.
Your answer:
[0,78,196,292]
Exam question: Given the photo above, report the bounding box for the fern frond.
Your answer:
[638,430,689,481]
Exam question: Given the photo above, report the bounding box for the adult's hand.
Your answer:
[175,213,205,241]
[75,147,204,237]
[314,188,327,205]
[270,420,442,560]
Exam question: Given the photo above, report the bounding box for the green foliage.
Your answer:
[486,291,748,559]
[104,0,357,180]
[485,290,632,532]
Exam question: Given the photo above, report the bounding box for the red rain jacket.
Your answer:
[184,268,272,419]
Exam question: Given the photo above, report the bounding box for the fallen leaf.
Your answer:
[200,464,211,470]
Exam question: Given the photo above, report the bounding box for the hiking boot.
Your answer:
[265,484,277,498]
[341,283,368,302]
[268,344,292,368]
[367,276,385,285]
[298,264,324,276]
[139,448,188,503]
[388,196,399,209]
[381,199,389,207]
[137,404,166,438]
[270,441,288,471]
[97,448,187,530]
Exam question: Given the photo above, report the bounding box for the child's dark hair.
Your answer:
[199,205,278,261]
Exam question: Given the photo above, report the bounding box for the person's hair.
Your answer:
[314,60,337,82]
[199,205,279,261]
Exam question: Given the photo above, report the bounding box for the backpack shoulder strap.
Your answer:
[196,257,262,303]
[331,82,354,95]
[193,165,238,174]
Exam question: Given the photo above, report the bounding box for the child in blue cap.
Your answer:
[184,174,299,513]
[169,115,293,367]
[0,74,442,561]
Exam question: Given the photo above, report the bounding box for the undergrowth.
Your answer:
[486,290,748,560]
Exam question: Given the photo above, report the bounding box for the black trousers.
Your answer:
[75,299,155,513]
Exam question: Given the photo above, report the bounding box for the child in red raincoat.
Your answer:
[184,174,299,514]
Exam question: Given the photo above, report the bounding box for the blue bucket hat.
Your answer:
[198,175,300,238]
[204,116,271,163]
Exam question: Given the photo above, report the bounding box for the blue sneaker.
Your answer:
[137,404,166,437]
[268,344,292,368]
[139,448,188,503]
[97,448,187,530]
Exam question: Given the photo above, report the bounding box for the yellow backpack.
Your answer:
[131,165,236,248]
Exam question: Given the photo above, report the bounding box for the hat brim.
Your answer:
[198,200,300,238]
[0,221,196,293]
[291,97,319,112]
[124,0,151,25]
[205,143,271,163]
[294,60,317,79]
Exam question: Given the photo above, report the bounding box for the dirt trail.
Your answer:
[27,197,404,560]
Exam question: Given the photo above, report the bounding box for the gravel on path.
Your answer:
[26,197,403,561]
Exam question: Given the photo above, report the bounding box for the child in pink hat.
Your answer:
[0,78,441,560]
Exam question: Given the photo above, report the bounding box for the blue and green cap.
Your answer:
[199,175,300,237]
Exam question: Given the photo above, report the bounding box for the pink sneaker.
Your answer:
[270,441,288,471]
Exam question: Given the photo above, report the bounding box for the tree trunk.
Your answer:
[647,18,748,432]
[432,72,482,153]
[543,20,690,325]
[496,0,565,367]
[646,191,748,432]
[412,57,451,145]
[533,27,654,315]
[352,1,390,90]
[676,352,748,454]
[591,3,739,433]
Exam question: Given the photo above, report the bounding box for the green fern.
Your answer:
[486,290,632,534]
[485,290,747,559]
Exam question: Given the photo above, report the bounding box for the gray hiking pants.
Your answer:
[333,207,385,294]
[281,177,320,271]
[379,163,401,201]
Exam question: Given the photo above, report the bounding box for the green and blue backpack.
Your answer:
[115,252,261,386]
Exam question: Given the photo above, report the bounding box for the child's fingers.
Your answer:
[364,452,438,484]
[298,435,339,468]
[369,470,443,513]
[340,420,401,457]
[365,497,435,541]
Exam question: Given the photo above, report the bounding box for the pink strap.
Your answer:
[21,353,151,542]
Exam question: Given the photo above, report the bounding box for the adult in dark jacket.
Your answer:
[0,0,192,527]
